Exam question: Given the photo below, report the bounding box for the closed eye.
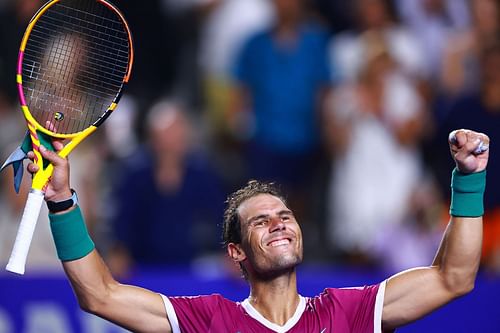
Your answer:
[279,210,294,222]
[254,220,266,226]
[249,216,269,227]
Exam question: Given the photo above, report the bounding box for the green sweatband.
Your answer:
[450,168,486,217]
[49,205,95,261]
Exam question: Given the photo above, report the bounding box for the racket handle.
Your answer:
[6,190,45,275]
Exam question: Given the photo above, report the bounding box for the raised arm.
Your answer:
[28,143,171,333]
[382,129,489,330]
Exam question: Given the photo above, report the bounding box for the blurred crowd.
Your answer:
[1,0,499,278]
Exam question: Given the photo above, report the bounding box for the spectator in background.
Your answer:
[325,33,429,265]
[433,43,500,273]
[228,0,333,242]
[199,0,274,189]
[396,0,470,83]
[0,0,46,104]
[439,0,500,97]
[113,0,180,105]
[332,0,429,83]
[312,0,358,33]
[371,177,444,273]
[200,0,273,132]
[107,100,225,277]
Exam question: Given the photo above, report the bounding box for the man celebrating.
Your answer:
[26,129,488,332]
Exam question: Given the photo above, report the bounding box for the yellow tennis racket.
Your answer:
[6,0,133,275]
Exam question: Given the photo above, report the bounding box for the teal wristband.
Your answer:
[49,205,95,261]
[450,168,486,217]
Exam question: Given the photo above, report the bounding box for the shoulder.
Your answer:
[184,153,224,191]
[302,22,330,38]
[168,293,240,311]
[169,293,224,303]
[247,28,272,43]
[120,146,154,174]
[185,152,217,174]
[164,294,243,332]
[309,284,383,310]
[306,283,386,331]
[238,28,273,54]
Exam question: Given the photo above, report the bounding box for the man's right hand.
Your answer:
[27,140,72,202]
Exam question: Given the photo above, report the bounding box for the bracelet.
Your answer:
[450,168,486,217]
[49,205,95,261]
[47,189,78,213]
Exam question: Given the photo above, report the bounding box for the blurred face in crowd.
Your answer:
[231,194,303,279]
[149,105,191,158]
[423,0,446,15]
[471,0,499,35]
[481,47,500,105]
[15,0,45,21]
[273,0,303,24]
[482,49,500,82]
[356,0,391,29]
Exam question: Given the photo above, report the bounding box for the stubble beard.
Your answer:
[252,249,303,280]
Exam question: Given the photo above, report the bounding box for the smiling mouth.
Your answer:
[267,238,291,247]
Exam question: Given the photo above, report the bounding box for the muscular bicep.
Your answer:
[63,251,172,333]
[99,284,172,333]
[382,217,482,330]
[381,267,456,330]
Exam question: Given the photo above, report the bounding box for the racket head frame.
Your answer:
[15,0,134,190]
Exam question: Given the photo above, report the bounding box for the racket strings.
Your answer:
[23,44,126,94]
[31,14,130,59]
[27,32,129,69]
[22,0,130,135]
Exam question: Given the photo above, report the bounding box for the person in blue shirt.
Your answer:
[107,100,226,275]
[229,0,333,229]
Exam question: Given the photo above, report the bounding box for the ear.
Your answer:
[227,242,246,263]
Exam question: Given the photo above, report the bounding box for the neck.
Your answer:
[247,270,300,326]
[274,16,302,42]
[483,83,500,110]
[154,154,184,192]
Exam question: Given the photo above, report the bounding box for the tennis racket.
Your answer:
[6,0,133,275]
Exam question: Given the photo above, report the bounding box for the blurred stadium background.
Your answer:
[0,0,499,332]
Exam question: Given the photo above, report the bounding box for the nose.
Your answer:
[269,216,286,233]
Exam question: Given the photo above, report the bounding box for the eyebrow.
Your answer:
[247,210,293,224]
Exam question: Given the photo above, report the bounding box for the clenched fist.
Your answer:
[449,129,490,174]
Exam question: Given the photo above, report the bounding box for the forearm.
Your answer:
[384,160,487,328]
[432,216,482,293]
[433,164,485,282]
[63,250,170,333]
[49,205,116,310]
[53,207,170,332]
[63,249,118,312]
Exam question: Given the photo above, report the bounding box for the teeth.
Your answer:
[270,239,289,247]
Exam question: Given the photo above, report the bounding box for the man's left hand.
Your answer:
[449,129,490,174]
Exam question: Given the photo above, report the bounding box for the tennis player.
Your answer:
[26,128,488,332]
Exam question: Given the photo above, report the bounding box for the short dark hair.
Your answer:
[222,180,287,248]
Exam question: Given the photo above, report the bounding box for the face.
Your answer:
[357,0,389,29]
[273,0,303,22]
[150,109,191,157]
[229,194,303,278]
[472,0,498,34]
